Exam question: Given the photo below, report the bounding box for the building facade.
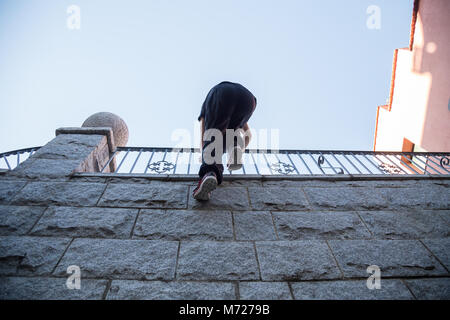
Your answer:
[374,0,450,153]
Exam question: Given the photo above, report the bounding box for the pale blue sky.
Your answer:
[0,0,413,152]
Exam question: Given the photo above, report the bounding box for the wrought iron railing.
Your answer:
[100,147,450,176]
[1,146,449,176]
[0,147,40,171]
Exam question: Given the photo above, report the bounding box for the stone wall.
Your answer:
[0,130,449,300]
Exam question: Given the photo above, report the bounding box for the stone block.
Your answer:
[328,240,447,278]
[188,187,250,210]
[0,205,46,235]
[248,187,309,210]
[10,158,85,179]
[221,179,263,187]
[273,211,371,240]
[379,186,449,210]
[359,210,450,239]
[177,241,259,280]
[0,277,108,300]
[11,182,106,206]
[31,134,106,160]
[233,211,277,240]
[239,282,292,300]
[0,180,26,204]
[133,209,233,240]
[255,241,341,281]
[56,126,115,152]
[30,206,138,238]
[0,236,70,276]
[107,280,235,300]
[405,278,450,300]
[291,279,413,300]
[54,239,178,280]
[98,183,188,209]
[438,210,450,225]
[421,238,450,270]
[303,187,387,210]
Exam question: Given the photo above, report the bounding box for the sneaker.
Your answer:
[193,172,218,201]
[227,146,243,171]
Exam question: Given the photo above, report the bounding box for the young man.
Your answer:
[193,81,257,201]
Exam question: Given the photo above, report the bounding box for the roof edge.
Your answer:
[409,0,420,51]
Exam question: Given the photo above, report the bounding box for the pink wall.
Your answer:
[374,0,450,152]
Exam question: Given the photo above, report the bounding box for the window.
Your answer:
[401,138,427,173]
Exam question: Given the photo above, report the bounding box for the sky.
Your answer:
[0,0,414,153]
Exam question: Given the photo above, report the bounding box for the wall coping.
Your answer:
[55,127,116,153]
[72,172,450,182]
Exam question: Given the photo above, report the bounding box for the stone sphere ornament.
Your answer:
[82,112,129,147]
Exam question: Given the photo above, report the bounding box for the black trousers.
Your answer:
[198,81,256,184]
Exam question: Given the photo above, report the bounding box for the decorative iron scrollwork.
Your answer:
[317,155,344,174]
[148,160,175,174]
[378,163,403,174]
[269,161,295,174]
[440,156,449,168]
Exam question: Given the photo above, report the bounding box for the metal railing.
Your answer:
[0,147,40,171]
[100,147,450,176]
[1,146,449,176]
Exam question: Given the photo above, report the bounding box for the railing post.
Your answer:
[8,112,128,179]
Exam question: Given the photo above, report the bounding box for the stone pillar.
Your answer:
[9,112,128,179]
